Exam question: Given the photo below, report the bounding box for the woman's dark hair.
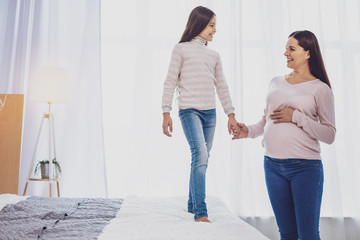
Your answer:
[179,6,215,44]
[289,30,331,88]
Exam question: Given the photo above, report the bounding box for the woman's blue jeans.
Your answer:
[264,156,324,240]
[179,108,216,220]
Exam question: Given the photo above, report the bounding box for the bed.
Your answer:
[0,194,269,240]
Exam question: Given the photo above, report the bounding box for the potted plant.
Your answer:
[34,158,62,179]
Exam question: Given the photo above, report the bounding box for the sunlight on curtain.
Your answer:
[20,0,107,198]
[0,0,33,94]
[101,0,360,239]
[0,0,107,198]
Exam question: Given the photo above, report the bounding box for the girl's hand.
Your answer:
[270,107,295,123]
[162,113,173,137]
[228,113,237,135]
[232,122,249,139]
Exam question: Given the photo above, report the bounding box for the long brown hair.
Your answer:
[289,30,331,88]
[179,6,215,44]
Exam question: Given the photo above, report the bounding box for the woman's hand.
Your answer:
[270,107,295,123]
[228,113,238,135]
[162,113,173,137]
[232,122,249,139]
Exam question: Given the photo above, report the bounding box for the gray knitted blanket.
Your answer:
[0,196,123,240]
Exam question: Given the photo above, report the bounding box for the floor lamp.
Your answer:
[23,67,68,197]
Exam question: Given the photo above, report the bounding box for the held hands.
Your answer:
[228,113,248,140]
[232,122,249,140]
[162,113,173,137]
[227,113,238,135]
[162,108,294,139]
[231,107,295,140]
[269,107,294,123]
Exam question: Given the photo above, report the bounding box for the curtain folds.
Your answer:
[0,0,107,198]
[0,0,34,94]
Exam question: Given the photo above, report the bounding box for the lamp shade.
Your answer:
[28,67,69,103]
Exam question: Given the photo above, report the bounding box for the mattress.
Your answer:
[0,194,269,240]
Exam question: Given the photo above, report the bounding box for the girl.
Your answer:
[233,30,336,239]
[161,6,237,222]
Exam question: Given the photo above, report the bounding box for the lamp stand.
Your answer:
[23,102,60,197]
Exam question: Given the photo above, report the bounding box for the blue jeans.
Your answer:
[179,108,216,220]
[264,156,324,240]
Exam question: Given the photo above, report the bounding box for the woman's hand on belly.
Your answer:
[270,107,295,124]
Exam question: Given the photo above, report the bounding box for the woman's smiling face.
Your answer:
[284,36,310,70]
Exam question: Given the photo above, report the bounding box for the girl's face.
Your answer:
[199,16,216,41]
[284,37,310,70]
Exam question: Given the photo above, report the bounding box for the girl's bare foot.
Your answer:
[195,217,211,223]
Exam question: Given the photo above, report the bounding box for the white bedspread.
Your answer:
[0,194,29,211]
[98,196,269,240]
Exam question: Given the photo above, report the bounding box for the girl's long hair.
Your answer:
[289,30,331,88]
[179,6,215,44]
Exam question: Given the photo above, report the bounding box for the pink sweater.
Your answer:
[162,36,234,115]
[248,75,336,160]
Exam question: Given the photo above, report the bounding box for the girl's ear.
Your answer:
[306,50,310,59]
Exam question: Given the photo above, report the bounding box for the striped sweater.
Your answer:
[162,36,235,115]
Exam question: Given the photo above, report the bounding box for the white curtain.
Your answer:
[0,0,107,197]
[0,0,32,94]
[101,0,360,239]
